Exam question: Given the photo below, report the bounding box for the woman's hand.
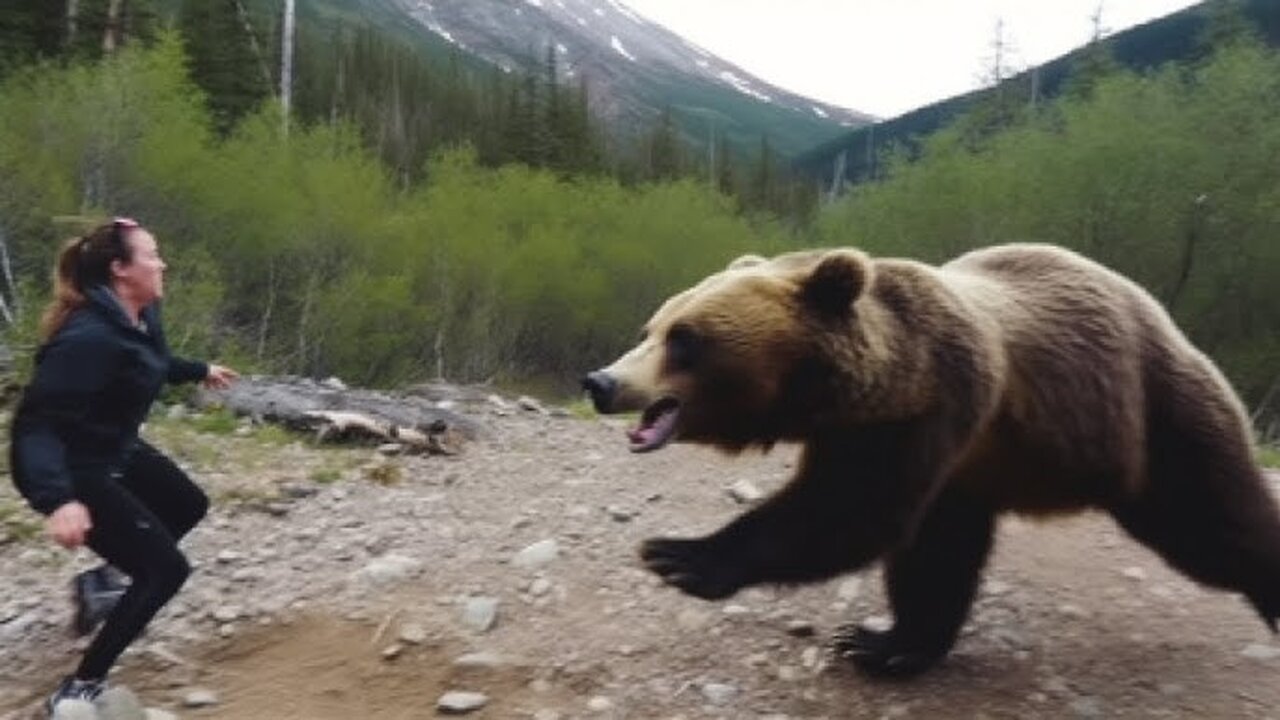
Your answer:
[48,501,92,549]
[203,364,239,390]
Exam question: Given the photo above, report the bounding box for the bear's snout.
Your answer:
[582,370,618,413]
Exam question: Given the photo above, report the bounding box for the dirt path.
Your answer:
[2,400,1279,719]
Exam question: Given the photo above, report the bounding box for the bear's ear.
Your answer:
[727,254,766,270]
[799,250,872,319]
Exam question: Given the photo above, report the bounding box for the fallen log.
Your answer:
[194,375,481,454]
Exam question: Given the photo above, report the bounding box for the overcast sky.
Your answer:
[618,0,1204,118]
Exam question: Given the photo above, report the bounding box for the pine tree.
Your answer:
[178,0,272,135]
[1064,4,1121,100]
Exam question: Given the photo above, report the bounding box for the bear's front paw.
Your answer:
[640,537,742,600]
[831,623,947,679]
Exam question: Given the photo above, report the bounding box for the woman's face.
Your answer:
[113,229,166,305]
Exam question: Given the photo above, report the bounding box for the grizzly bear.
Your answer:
[582,243,1280,677]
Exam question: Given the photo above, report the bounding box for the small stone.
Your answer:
[1241,643,1280,660]
[376,443,403,456]
[182,688,219,707]
[1120,566,1147,581]
[381,644,403,660]
[145,710,180,720]
[50,699,96,720]
[836,577,862,601]
[701,682,737,705]
[517,396,548,413]
[605,505,635,522]
[984,579,1011,596]
[1057,603,1089,619]
[94,684,144,717]
[727,480,764,504]
[586,695,613,712]
[513,539,560,568]
[437,690,488,713]
[356,554,423,585]
[398,624,429,645]
[462,597,500,632]
[862,615,892,633]
[529,578,553,596]
[454,652,503,669]
[785,620,816,637]
[211,606,241,623]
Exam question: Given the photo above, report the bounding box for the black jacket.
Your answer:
[9,285,208,514]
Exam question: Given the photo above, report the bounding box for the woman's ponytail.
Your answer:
[38,237,88,342]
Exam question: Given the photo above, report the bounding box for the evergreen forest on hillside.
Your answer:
[0,0,1277,440]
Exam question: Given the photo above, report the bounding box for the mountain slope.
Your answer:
[794,0,1280,192]
[341,0,874,157]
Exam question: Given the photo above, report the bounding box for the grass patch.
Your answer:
[252,423,297,445]
[364,461,403,486]
[0,498,43,542]
[1258,444,1280,469]
[189,408,242,435]
[564,397,599,420]
[309,467,343,484]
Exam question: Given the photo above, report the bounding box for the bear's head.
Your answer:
[583,249,879,453]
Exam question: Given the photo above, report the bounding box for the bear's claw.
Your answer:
[831,623,947,679]
[639,537,741,600]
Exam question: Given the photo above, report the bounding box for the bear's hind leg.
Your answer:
[1112,426,1280,631]
[834,488,996,677]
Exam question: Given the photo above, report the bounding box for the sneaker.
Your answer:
[44,675,106,715]
[70,565,128,637]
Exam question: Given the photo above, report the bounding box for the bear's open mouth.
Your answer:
[627,397,680,453]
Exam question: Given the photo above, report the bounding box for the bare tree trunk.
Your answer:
[330,54,344,126]
[1251,373,1280,429]
[296,272,317,374]
[233,0,276,95]
[256,261,276,364]
[434,327,445,380]
[102,0,123,54]
[82,150,104,211]
[66,0,79,48]
[0,224,16,326]
[1166,194,1208,310]
[280,0,296,135]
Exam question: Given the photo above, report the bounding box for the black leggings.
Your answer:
[74,440,208,680]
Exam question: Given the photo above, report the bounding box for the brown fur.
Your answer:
[584,243,1280,677]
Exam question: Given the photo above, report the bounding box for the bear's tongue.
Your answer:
[627,398,679,453]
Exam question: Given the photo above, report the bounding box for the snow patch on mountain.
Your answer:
[611,36,636,62]
[384,0,874,129]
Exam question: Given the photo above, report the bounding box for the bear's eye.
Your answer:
[666,324,703,371]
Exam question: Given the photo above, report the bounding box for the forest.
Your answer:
[0,1,1276,441]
